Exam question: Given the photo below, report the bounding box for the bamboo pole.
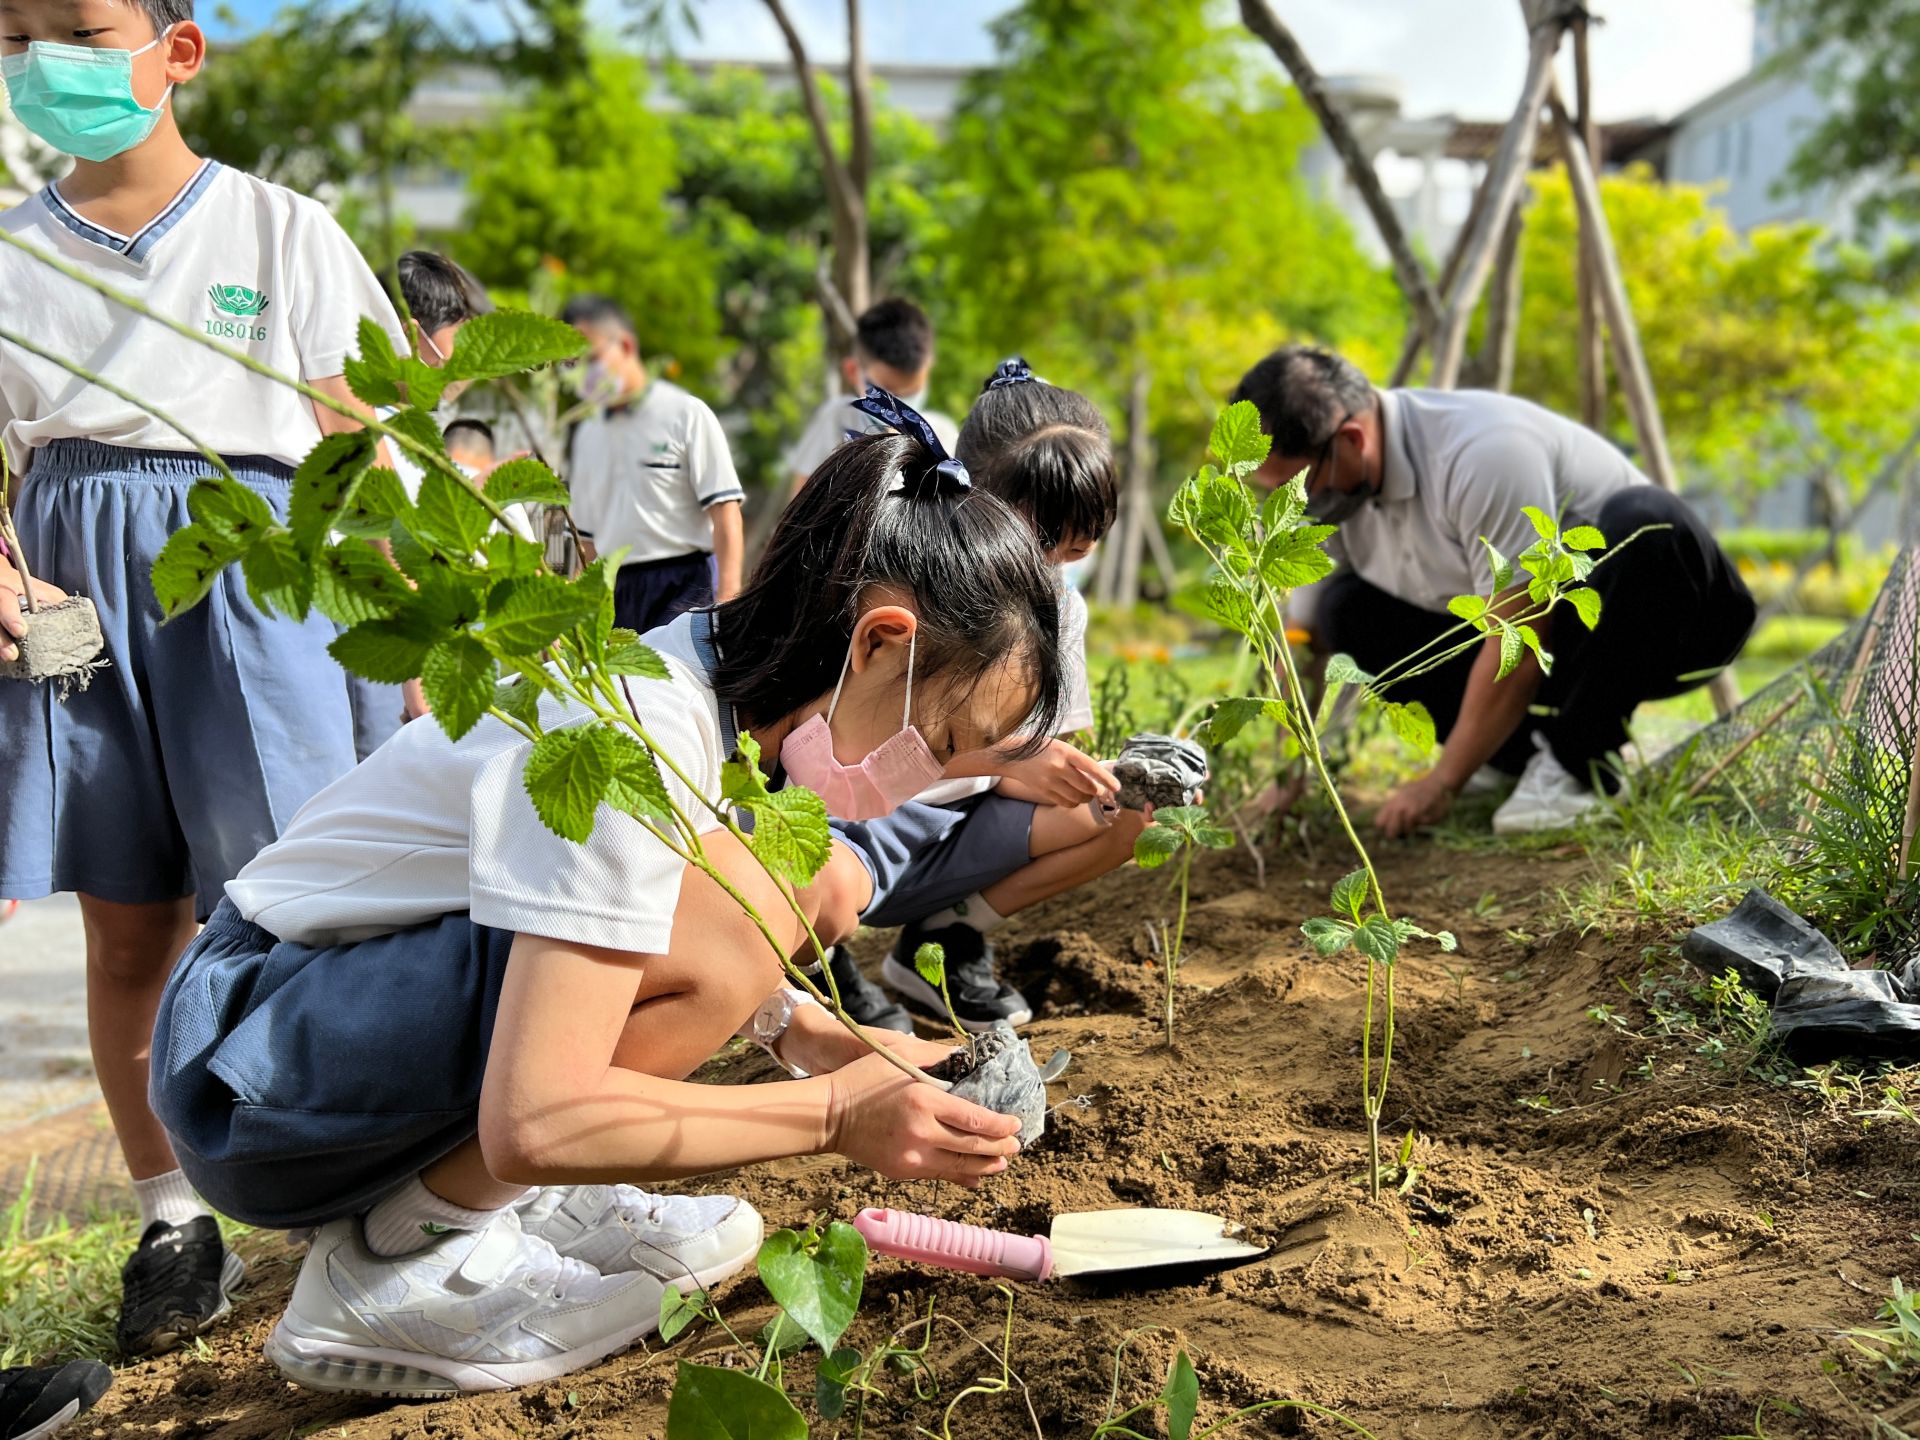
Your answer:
[0,493,37,615]
[1238,0,1445,349]
[1481,199,1527,392]
[1899,720,1920,881]
[1550,88,1736,714]
[1572,13,1608,429]
[1683,692,1798,802]
[1428,2,1568,389]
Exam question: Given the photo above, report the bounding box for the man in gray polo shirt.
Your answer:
[1231,345,1754,837]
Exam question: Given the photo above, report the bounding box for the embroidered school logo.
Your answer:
[205,283,271,342]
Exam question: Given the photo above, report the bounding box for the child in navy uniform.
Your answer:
[813,363,1142,1031]
[0,0,406,1356]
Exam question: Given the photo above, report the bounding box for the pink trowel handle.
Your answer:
[853,1207,1053,1281]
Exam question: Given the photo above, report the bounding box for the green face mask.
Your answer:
[1,30,173,163]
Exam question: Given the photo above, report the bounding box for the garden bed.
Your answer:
[81,841,1920,1439]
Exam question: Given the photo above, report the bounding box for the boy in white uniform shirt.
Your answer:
[786,296,957,495]
[0,0,406,1357]
[560,294,744,634]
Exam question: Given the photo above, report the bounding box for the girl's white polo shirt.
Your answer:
[0,160,406,471]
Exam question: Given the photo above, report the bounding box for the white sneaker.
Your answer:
[1460,764,1516,797]
[1491,736,1602,834]
[264,1210,668,1397]
[516,1184,763,1288]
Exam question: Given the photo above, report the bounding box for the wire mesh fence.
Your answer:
[1656,544,1920,966]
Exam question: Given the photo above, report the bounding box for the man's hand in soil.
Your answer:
[0,560,68,664]
[993,738,1119,809]
[1376,771,1457,839]
[780,1002,957,1076]
[824,1050,1021,1188]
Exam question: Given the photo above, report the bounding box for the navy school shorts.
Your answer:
[830,793,1037,931]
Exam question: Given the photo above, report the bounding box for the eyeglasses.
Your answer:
[1308,410,1355,496]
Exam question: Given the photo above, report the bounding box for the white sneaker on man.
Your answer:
[1491,736,1603,834]
[516,1185,763,1288]
[1460,764,1515,797]
[264,1210,671,1396]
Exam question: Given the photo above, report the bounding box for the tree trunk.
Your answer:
[1572,15,1608,429]
[763,0,870,354]
[1551,90,1738,715]
[1428,1,1568,389]
[1238,0,1444,350]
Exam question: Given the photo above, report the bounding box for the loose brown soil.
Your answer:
[81,842,1920,1439]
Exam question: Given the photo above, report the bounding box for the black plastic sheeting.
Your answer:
[1683,889,1920,1062]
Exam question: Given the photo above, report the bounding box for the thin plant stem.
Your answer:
[1166,847,1193,1047]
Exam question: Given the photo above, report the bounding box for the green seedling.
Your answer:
[1135,804,1235,1046]
[1092,1333,1383,1440]
[912,942,970,1042]
[1166,403,1608,1197]
[1842,1277,1920,1373]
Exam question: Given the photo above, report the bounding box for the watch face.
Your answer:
[754,992,792,1046]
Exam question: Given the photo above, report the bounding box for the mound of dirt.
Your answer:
[73,842,1920,1439]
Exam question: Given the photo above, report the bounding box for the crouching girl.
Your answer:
[149,422,1063,1397]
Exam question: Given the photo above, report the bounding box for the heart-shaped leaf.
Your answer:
[755,1223,867,1357]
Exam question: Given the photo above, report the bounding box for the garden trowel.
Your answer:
[853,1205,1266,1285]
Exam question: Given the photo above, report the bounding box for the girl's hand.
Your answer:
[998,739,1119,809]
[824,1051,1020,1187]
[0,561,68,664]
[779,1003,958,1076]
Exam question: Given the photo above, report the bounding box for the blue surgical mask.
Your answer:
[1,30,174,163]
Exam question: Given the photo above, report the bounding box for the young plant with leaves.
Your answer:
[1166,401,1613,1197]
[1133,805,1235,1046]
[1092,1338,1382,1440]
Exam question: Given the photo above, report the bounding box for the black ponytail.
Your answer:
[709,433,1064,751]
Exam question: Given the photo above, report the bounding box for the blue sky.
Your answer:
[206,0,1758,122]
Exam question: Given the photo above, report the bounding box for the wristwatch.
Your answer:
[749,986,814,1078]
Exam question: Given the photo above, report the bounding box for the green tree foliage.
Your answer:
[1509,167,1920,501]
[663,64,944,487]
[1769,0,1920,284]
[458,51,727,389]
[937,0,1403,456]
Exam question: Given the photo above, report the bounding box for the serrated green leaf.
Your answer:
[239,530,313,618]
[1562,524,1606,552]
[1565,586,1602,630]
[745,786,832,884]
[1257,531,1338,591]
[421,633,496,741]
[187,476,276,548]
[1186,472,1256,550]
[398,356,448,413]
[1516,622,1552,675]
[914,941,946,989]
[1194,824,1235,850]
[416,469,494,556]
[443,310,587,384]
[313,539,410,625]
[1192,577,1253,634]
[483,457,571,507]
[482,528,546,579]
[523,723,618,843]
[1448,594,1487,622]
[1352,914,1404,966]
[1435,929,1458,952]
[1323,653,1374,688]
[383,405,449,468]
[1521,505,1558,540]
[1302,916,1355,956]
[330,615,435,683]
[1261,478,1306,535]
[756,1223,866,1357]
[606,729,673,826]
[484,573,598,655]
[1208,400,1271,472]
[289,432,376,558]
[1378,699,1436,755]
[1481,537,1514,592]
[1166,1351,1199,1440]
[574,556,617,660]
[665,1362,807,1440]
[334,466,413,538]
[1497,623,1524,681]
[1204,695,1269,745]
[343,317,404,408]
[1133,823,1184,869]
[608,637,672,678]
[151,523,246,619]
[720,730,772,810]
[1330,869,1369,923]
[658,1287,705,1343]
[492,674,543,730]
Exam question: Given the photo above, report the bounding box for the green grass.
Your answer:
[0,1165,143,1366]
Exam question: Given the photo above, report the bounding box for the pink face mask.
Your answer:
[779,629,946,821]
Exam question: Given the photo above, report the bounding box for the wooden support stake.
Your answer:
[1389,163,1495,386]
[1481,198,1527,392]
[1428,1,1568,389]
[1572,13,1608,429]
[1899,718,1920,881]
[1551,88,1736,714]
[1684,692,1798,803]
[0,493,37,615]
[1239,0,1445,349]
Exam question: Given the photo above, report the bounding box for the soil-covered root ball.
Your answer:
[1111,733,1210,811]
[927,1022,1053,1148]
[0,596,107,691]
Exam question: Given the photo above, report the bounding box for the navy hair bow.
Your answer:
[984,356,1040,392]
[852,385,972,495]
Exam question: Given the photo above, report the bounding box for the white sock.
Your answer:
[362,1174,515,1258]
[921,893,1006,935]
[132,1169,212,1231]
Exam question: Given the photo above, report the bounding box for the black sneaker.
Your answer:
[824,946,916,1033]
[881,923,1033,1032]
[116,1215,246,1358]
[0,1360,111,1440]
